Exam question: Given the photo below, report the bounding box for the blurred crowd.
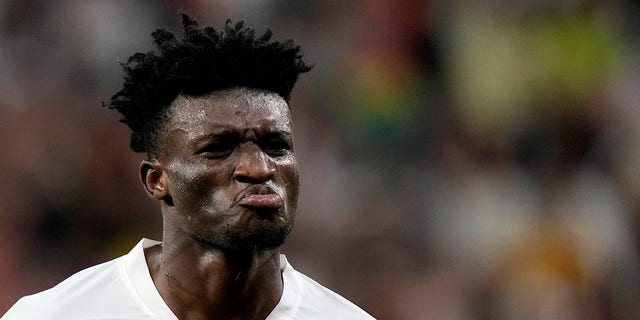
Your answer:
[2,0,640,319]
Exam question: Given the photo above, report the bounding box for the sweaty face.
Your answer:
[158,87,299,252]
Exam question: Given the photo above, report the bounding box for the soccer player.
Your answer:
[2,14,375,320]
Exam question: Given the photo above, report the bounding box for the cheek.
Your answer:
[277,158,300,202]
[170,162,204,191]
[168,162,227,209]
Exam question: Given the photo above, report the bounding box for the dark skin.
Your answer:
[139,87,299,320]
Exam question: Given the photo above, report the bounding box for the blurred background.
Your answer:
[2,0,640,319]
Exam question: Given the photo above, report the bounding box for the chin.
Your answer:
[196,218,294,253]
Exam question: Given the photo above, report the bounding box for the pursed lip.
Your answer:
[235,185,283,209]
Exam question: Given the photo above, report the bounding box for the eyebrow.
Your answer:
[193,130,238,144]
[260,131,292,139]
[193,129,292,144]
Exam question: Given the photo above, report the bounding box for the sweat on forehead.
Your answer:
[156,87,293,145]
[166,87,289,123]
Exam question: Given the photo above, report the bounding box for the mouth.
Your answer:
[236,186,284,210]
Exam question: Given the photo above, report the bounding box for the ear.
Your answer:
[140,160,172,204]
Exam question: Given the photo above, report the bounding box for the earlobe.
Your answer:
[140,160,171,203]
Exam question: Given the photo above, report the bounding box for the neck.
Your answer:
[145,231,284,320]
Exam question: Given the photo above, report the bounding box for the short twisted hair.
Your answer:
[105,13,312,156]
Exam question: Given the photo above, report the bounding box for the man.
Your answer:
[2,14,374,320]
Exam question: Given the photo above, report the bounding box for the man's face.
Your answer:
[157,87,299,252]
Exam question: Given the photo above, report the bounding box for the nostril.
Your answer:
[234,171,274,183]
[233,164,276,183]
[233,146,277,183]
[233,145,277,183]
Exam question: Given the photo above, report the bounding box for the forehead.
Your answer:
[165,87,292,136]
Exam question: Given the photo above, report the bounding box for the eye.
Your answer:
[260,138,291,157]
[197,140,235,159]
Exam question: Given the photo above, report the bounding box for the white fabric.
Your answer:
[2,239,374,319]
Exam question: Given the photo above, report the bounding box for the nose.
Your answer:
[233,143,276,183]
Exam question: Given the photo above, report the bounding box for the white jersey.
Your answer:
[2,239,374,320]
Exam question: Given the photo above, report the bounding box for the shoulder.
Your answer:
[281,260,375,319]
[2,256,135,320]
[295,271,375,319]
